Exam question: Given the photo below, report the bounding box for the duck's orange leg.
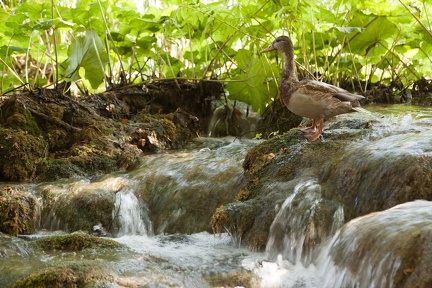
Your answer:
[305,118,324,142]
[300,119,317,133]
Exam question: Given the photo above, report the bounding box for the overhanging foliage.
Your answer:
[0,0,431,113]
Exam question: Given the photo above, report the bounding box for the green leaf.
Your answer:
[129,18,163,34]
[0,45,27,57]
[0,10,10,22]
[225,49,279,115]
[347,16,398,55]
[64,30,108,89]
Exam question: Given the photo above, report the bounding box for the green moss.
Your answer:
[36,159,82,181]
[211,201,257,237]
[205,271,252,288]
[37,188,115,233]
[0,186,36,236]
[2,98,42,136]
[0,128,46,181]
[133,112,191,150]
[34,233,123,251]
[13,260,115,288]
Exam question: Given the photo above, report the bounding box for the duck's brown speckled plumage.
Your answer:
[261,35,365,141]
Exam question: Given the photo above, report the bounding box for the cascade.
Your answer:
[112,187,150,236]
[265,179,345,266]
[266,179,322,264]
[255,199,432,288]
[2,105,432,287]
[317,200,432,288]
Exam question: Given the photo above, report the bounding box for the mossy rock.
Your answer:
[132,110,197,151]
[0,96,42,136]
[205,271,252,288]
[34,233,123,251]
[13,260,115,288]
[37,187,115,233]
[0,87,202,182]
[0,186,37,236]
[35,159,84,181]
[0,128,46,181]
[35,144,140,182]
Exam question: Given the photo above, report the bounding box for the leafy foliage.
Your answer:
[225,49,280,114]
[0,0,431,113]
[64,30,109,89]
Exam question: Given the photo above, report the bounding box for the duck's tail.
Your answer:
[352,106,371,114]
[352,106,381,119]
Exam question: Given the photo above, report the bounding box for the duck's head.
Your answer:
[260,36,293,53]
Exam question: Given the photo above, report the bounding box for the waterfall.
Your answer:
[265,179,344,266]
[31,177,152,237]
[317,200,432,288]
[265,179,321,264]
[28,137,256,237]
[258,199,432,288]
[112,187,151,237]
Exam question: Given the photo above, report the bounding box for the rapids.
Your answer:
[1,104,431,287]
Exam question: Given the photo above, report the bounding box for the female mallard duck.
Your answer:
[260,35,366,142]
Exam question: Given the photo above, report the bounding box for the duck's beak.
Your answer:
[260,45,275,53]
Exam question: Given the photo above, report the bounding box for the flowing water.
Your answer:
[1,105,432,287]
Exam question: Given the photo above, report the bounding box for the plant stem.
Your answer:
[51,0,59,89]
[398,0,432,39]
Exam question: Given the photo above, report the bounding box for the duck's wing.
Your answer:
[302,80,365,102]
[296,80,372,117]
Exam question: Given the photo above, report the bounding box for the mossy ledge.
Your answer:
[33,233,124,251]
[13,260,115,288]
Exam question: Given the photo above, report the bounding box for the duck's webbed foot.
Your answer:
[305,131,322,142]
[304,118,324,142]
[299,119,317,133]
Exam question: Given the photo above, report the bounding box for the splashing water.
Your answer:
[3,105,432,287]
[317,200,432,288]
[265,179,324,264]
[113,187,150,236]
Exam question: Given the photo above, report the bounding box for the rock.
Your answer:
[0,186,37,236]
[212,107,432,252]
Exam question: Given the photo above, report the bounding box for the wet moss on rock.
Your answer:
[0,83,206,182]
[0,186,37,236]
[205,271,252,288]
[0,128,46,181]
[34,233,123,251]
[13,260,115,288]
[38,188,115,233]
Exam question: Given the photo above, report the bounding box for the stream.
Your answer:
[1,104,432,287]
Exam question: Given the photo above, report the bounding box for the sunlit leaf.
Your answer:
[0,10,10,22]
[347,16,398,55]
[64,30,108,89]
[225,49,279,114]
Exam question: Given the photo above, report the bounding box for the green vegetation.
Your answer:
[13,260,115,288]
[0,186,36,236]
[1,0,431,113]
[34,233,124,251]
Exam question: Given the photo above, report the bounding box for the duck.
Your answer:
[260,35,366,142]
